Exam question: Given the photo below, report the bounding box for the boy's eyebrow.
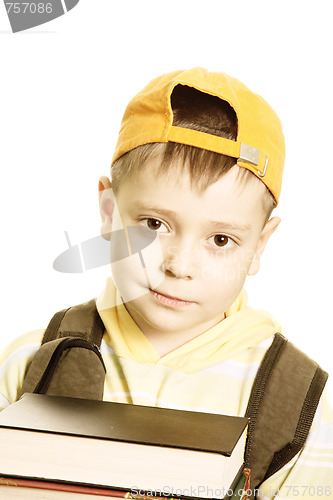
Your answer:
[134,202,251,232]
[134,203,181,220]
[208,220,252,232]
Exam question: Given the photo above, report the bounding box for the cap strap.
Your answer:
[168,126,241,159]
[168,126,268,177]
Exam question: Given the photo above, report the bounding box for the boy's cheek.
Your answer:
[112,256,150,303]
[201,265,247,284]
[200,248,256,283]
[111,236,165,304]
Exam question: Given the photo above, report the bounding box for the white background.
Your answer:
[0,0,332,397]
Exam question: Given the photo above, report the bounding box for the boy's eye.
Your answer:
[214,235,229,247]
[143,218,168,233]
[210,234,235,249]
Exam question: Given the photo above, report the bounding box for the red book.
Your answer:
[0,477,149,498]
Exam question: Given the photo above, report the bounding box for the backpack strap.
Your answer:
[20,299,106,400]
[41,299,105,346]
[245,332,328,493]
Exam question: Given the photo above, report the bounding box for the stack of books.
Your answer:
[0,394,250,499]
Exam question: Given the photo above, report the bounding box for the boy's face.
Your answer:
[100,159,279,345]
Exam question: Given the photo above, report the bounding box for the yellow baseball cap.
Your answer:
[111,67,285,204]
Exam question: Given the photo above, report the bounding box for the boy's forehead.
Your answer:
[121,154,261,196]
[116,159,268,226]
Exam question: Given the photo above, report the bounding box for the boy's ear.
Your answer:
[98,176,114,240]
[247,216,281,276]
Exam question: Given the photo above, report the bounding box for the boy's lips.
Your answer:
[149,289,194,308]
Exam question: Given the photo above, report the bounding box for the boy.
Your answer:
[0,68,332,498]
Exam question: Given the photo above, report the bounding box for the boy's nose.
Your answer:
[163,243,196,280]
[164,263,192,280]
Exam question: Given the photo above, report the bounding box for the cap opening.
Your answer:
[170,84,239,142]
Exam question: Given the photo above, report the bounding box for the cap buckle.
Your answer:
[239,143,268,177]
[239,143,260,166]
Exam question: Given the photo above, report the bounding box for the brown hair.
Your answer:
[111,85,275,220]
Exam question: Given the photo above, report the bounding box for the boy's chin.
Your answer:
[124,295,210,336]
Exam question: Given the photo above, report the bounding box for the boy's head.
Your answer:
[110,67,285,207]
[99,68,285,346]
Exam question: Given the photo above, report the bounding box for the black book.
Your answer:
[0,394,249,499]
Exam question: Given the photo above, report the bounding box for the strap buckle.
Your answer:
[239,143,268,177]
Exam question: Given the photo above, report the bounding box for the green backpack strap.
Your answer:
[20,299,106,400]
[245,332,328,494]
[41,298,105,346]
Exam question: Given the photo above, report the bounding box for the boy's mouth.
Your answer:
[149,289,194,308]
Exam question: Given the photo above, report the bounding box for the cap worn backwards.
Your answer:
[111,67,285,204]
